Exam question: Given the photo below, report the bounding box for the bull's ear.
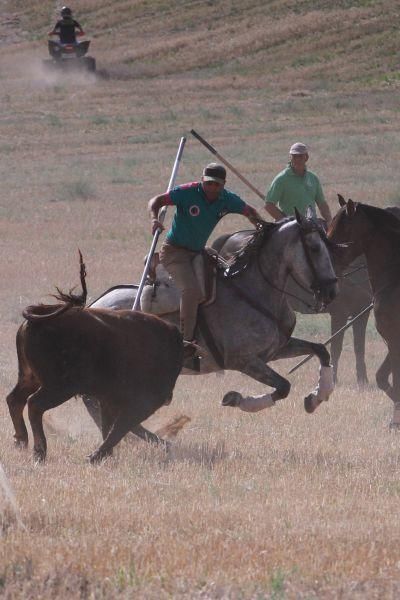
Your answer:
[337,193,346,207]
[347,198,356,217]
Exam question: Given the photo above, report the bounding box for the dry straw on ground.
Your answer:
[1,0,400,597]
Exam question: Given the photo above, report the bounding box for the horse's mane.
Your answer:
[222,218,289,278]
[360,203,400,238]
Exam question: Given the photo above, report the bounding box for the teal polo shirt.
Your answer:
[165,182,247,251]
[266,165,325,217]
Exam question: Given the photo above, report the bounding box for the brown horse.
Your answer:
[328,198,400,427]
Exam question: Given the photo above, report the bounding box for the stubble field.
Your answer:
[1,1,400,597]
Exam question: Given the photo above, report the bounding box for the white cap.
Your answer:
[289,142,308,155]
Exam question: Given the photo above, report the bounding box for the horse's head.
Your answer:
[292,208,338,307]
[328,196,400,269]
[327,197,363,269]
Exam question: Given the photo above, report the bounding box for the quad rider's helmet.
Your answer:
[61,6,72,17]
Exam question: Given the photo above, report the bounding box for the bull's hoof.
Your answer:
[222,391,242,407]
[304,394,322,414]
[389,421,400,431]
[88,451,103,464]
[88,448,112,464]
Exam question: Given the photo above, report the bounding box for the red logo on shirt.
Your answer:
[189,205,200,217]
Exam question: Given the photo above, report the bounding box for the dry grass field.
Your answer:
[1,0,400,597]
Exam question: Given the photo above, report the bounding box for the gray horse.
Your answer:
[88,211,338,416]
[214,233,371,387]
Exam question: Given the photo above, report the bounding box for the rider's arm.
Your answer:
[317,200,332,226]
[74,20,85,35]
[243,204,264,227]
[148,193,172,235]
[264,202,286,221]
[314,177,332,226]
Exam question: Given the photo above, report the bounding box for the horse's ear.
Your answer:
[294,207,304,225]
[337,194,346,207]
[347,198,356,217]
[305,205,314,221]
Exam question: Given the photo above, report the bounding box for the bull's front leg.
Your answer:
[222,357,291,412]
[274,337,334,413]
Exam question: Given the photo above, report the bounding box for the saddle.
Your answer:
[140,249,220,315]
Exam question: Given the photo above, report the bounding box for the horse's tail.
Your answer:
[23,250,88,323]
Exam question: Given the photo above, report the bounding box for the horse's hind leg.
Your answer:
[330,312,346,385]
[376,352,392,397]
[353,312,369,388]
[6,371,39,449]
[222,358,290,412]
[273,337,333,413]
[385,345,400,430]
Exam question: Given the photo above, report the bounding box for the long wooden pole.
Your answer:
[190,129,265,200]
[132,136,186,310]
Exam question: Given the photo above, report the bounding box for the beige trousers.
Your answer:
[159,242,203,341]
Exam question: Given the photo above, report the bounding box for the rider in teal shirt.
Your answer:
[166,182,247,251]
[148,163,263,366]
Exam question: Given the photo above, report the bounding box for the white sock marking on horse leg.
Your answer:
[306,365,334,411]
[238,393,275,412]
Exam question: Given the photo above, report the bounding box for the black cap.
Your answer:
[202,163,226,184]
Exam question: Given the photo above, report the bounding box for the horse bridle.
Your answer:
[298,224,338,297]
[254,222,337,310]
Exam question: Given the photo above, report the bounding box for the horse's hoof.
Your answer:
[33,449,46,464]
[14,438,28,449]
[222,391,242,407]
[357,378,369,390]
[304,394,321,414]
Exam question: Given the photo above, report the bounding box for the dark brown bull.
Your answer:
[6,265,185,464]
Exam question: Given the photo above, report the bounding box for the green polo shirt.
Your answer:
[265,165,325,217]
[165,182,247,251]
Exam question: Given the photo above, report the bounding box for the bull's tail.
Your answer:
[23,303,72,322]
[23,250,88,323]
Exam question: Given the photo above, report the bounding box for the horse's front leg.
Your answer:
[274,337,334,413]
[386,343,400,430]
[222,357,290,412]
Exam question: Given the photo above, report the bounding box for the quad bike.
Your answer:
[43,34,96,73]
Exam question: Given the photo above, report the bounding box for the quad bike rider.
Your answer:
[46,6,96,72]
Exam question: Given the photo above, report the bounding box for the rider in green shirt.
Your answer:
[264,142,332,225]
